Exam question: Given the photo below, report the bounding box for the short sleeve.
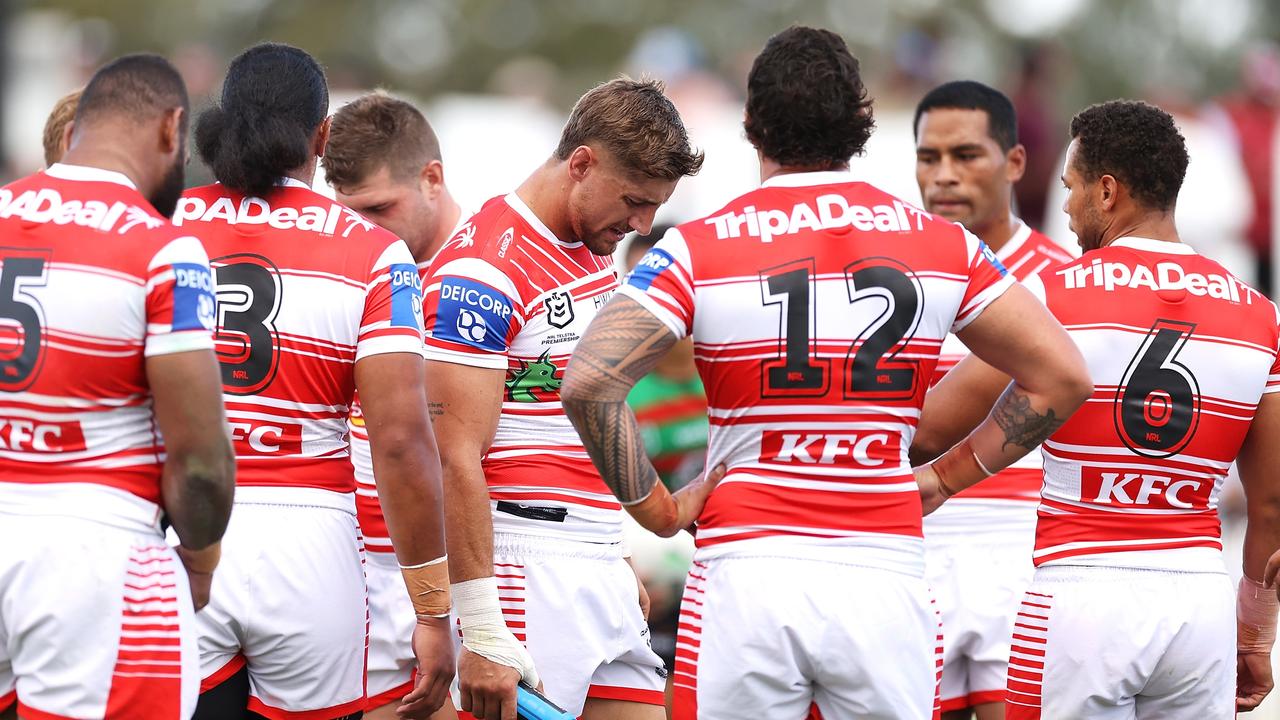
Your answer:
[144,234,217,357]
[356,239,427,361]
[951,228,1014,333]
[1265,302,1280,395]
[422,257,523,370]
[616,227,695,339]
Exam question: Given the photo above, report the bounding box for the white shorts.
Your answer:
[455,533,666,717]
[924,522,1034,711]
[1006,566,1235,720]
[0,513,198,720]
[196,499,368,719]
[672,556,941,720]
[365,550,417,710]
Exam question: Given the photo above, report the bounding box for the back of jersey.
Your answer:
[0,164,215,529]
[620,170,1010,574]
[174,180,425,506]
[1036,237,1280,572]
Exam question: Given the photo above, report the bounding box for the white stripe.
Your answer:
[1031,535,1221,559]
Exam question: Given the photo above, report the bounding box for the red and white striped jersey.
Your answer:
[0,163,216,531]
[422,193,621,543]
[620,170,1012,575]
[173,179,426,512]
[1033,237,1280,572]
[351,213,468,553]
[925,221,1073,536]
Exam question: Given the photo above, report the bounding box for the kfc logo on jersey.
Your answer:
[434,276,514,352]
[704,196,928,243]
[228,419,303,455]
[1080,466,1212,510]
[0,187,160,234]
[1057,258,1246,302]
[173,196,375,238]
[544,290,575,329]
[759,430,900,467]
[0,418,86,453]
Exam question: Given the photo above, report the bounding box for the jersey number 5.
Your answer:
[1114,320,1200,458]
[213,253,282,395]
[760,257,923,401]
[0,251,50,392]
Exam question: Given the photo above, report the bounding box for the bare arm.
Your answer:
[910,353,1009,465]
[422,360,505,582]
[147,348,235,550]
[563,295,722,536]
[1238,392,1280,583]
[919,284,1092,507]
[356,352,446,565]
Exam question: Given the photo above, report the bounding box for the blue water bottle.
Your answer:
[516,681,576,720]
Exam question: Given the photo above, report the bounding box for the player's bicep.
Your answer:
[954,282,1087,397]
[424,359,506,459]
[147,348,230,458]
[1238,391,1280,506]
[354,351,431,448]
[564,293,677,404]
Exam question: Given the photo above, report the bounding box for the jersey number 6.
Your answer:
[1114,319,1200,458]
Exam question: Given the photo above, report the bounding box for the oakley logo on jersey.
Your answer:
[627,249,674,291]
[172,262,217,332]
[0,187,162,234]
[434,276,514,352]
[505,350,561,402]
[1057,259,1246,301]
[1080,467,1211,510]
[0,418,86,453]
[228,420,303,454]
[704,197,928,243]
[544,290,574,329]
[760,430,898,467]
[172,196,375,238]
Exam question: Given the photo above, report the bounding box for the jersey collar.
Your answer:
[761,169,857,188]
[276,177,311,190]
[1110,236,1195,255]
[995,217,1032,261]
[504,192,580,247]
[44,163,138,190]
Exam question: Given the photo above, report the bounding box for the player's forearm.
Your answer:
[1243,494,1280,582]
[563,397,662,505]
[441,455,497,583]
[374,429,448,566]
[932,381,1086,497]
[162,444,235,550]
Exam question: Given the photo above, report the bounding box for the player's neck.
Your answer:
[424,192,462,261]
[515,164,574,243]
[974,212,1018,253]
[281,159,318,190]
[60,135,149,195]
[758,155,849,184]
[1102,209,1181,248]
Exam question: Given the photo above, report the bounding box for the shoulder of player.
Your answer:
[1024,228,1076,265]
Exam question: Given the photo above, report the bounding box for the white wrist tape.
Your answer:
[1238,574,1279,654]
[452,576,540,687]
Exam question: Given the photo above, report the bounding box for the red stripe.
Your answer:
[586,685,664,705]
[365,678,415,711]
[106,550,183,718]
[247,694,367,720]
[200,654,247,693]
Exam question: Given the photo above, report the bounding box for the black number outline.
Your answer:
[0,249,51,392]
[760,258,830,398]
[212,253,282,396]
[844,257,924,401]
[1113,319,1200,458]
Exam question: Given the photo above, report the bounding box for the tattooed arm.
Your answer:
[914,283,1091,513]
[563,294,723,536]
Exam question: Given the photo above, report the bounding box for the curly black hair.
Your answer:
[744,26,875,169]
[1069,100,1188,212]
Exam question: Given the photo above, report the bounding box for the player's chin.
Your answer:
[584,232,622,257]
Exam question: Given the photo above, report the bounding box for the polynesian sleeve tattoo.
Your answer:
[992,384,1066,451]
[562,294,678,504]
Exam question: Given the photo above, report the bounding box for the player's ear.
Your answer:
[1005,143,1027,184]
[1098,174,1119,212]
[313,115,332,159]
[159,107,184,156]
[420,159,445,197]
[60,120,75,158]
[567,145,595,182]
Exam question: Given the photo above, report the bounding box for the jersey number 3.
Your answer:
[213,254,282,395]
[760,257,922,400]
[1114,320,1200,458]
